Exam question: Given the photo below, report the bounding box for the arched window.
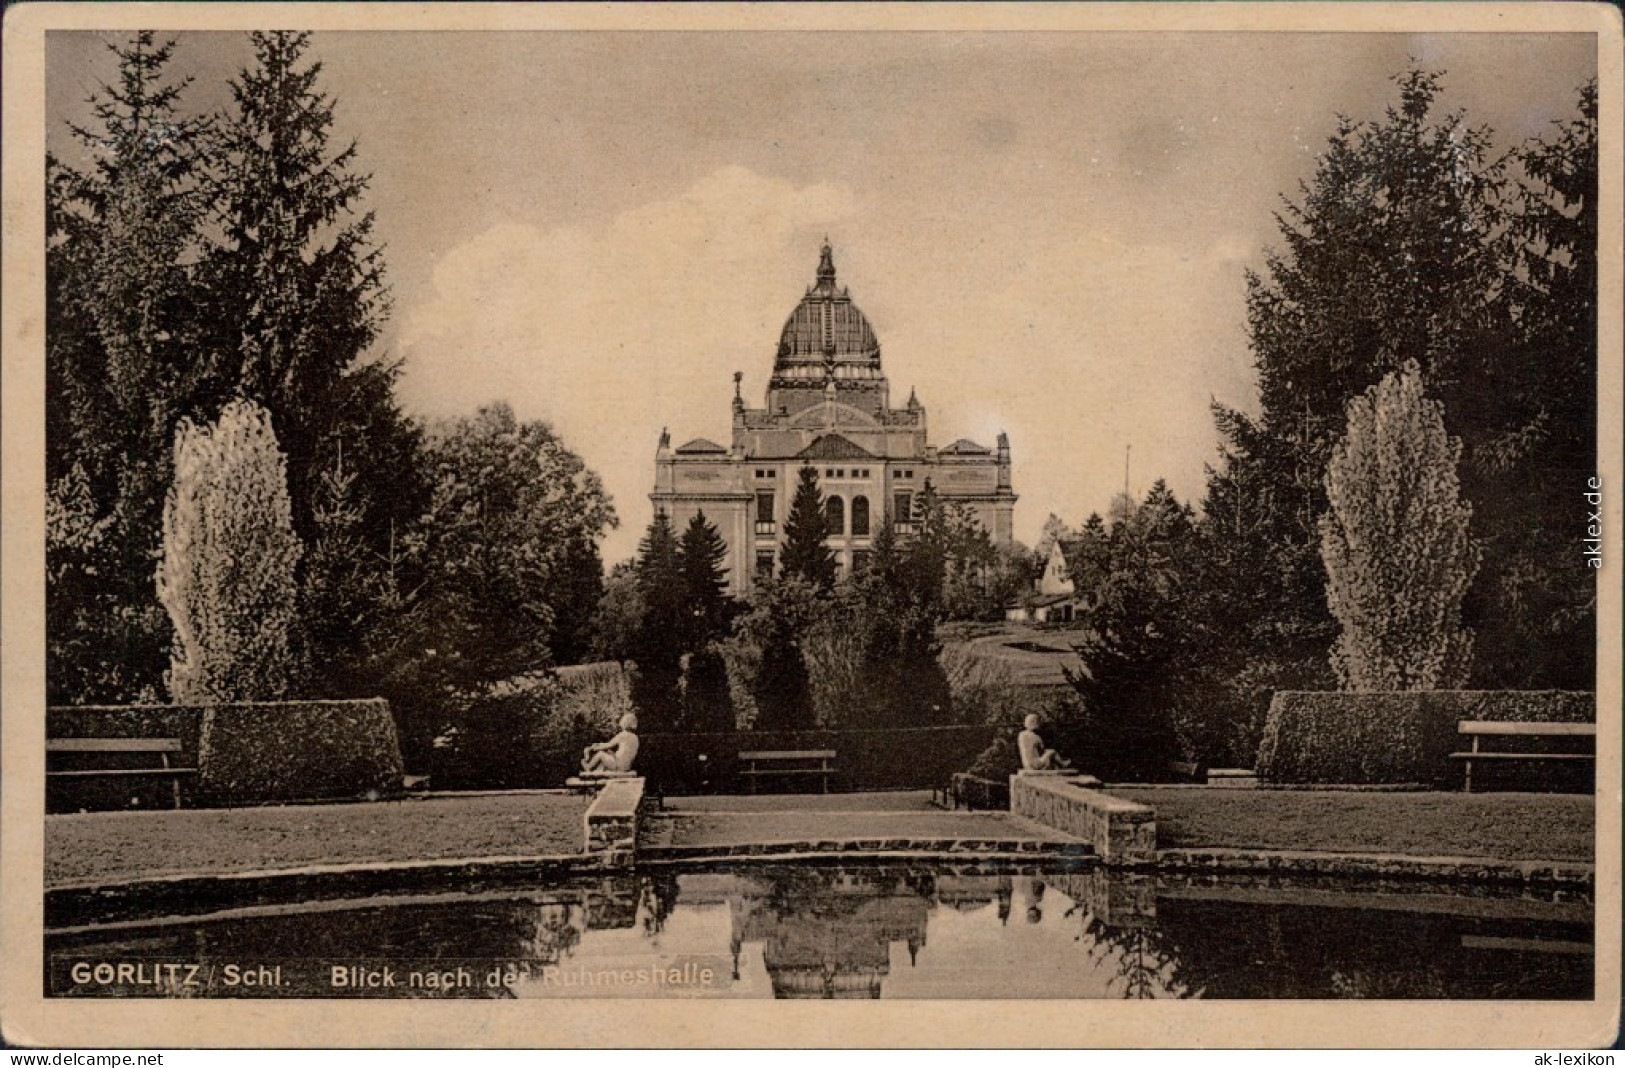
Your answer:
[825,495,845,536]
[851,495,870,537]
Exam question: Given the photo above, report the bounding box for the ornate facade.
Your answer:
[652,243,1017,595]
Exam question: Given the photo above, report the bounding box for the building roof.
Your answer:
[797,433,876,461]
[774,242,881,367]
[674,437,728,455]
[939,438,992,456]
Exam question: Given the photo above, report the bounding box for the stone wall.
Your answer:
[583,776,645,867]
[1010,773,1156,866]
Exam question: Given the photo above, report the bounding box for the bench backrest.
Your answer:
[1457,721,1595,738]
[47,738,183,753]
[738,749,838,761]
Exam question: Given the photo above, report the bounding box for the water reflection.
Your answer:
[47,865,1592,1000]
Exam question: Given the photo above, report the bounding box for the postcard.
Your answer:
[3,1,1620,1049]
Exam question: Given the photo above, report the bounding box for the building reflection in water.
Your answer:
[46,863,1592,1000]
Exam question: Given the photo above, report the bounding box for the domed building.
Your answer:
[651,242,1016,595]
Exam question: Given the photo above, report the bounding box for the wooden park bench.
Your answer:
[737,749,837,794]
[47,737,194,809]
[1450,721,1595,793]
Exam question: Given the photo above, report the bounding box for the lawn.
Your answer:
[45,792,590,888]
[1115,788,1595,862]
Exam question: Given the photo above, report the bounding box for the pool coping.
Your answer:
[1157,847,1594,887]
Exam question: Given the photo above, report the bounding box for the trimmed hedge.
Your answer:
[48,700,406,809]
[195,699,405,805]
[641,726,995,793]
[1256,690,1595,787]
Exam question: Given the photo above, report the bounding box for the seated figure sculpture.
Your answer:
[581,713,640,774]
[1017,714,1073,773]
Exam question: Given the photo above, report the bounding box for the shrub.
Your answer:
[195,699,403,804]
[939,642,1049,727]
[1256,690,1594,786]
[157,399,303,703]
[428,664,631,790]
[1320,363,1479,690]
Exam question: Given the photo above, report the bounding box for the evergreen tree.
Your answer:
[682,648,737,734]
[678,511,734,647]
[850,508,953,728]
[1321,364,1479,690]
[629,512,684,727]
[748,578,817,732]
[1063,481,1197,778]
[1459,80,1598,688]
[203,31,427,691]
[547,535,607,667]
[46,33,211,703]
[676,511,736,732]
[157,400,304,703]
[1188,68,1507,745]
[780,465,836,589]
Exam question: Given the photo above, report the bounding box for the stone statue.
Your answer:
[581,713,640,774]
[1017,714,1073,772]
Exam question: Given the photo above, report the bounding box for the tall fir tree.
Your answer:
[1458,80,1598,689]
[203,31,429,692]
[678,511,733,648]
[629,511,684,728]
[46,33,212,703]
[677,511,736,732]
[779,465,836,589]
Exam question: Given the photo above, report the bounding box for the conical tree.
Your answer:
[677,511,736,732]
[203,31,418,548]
[780,465,836,589]
[629,511,684,727]
[157,399,304,703]
[204,31,427,696]
[1320,362,1479,691]
[678,511,733,647]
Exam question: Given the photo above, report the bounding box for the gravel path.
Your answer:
[45,792,590,887]
[655,809,1073,847]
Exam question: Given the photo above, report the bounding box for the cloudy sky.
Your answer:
[47,29,1596,564]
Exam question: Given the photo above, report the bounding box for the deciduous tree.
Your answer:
[157,400,303,703]
[1320,363,1479,691]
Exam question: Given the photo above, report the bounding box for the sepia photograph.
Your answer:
[2,1,1620,1050]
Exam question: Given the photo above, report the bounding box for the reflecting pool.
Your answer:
[47,864,1592,999]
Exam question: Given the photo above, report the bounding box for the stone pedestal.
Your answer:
[1010,773,1156,866]
[583,776,645,867]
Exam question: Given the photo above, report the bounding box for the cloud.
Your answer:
[397,166,858,562]
[397,163,1260,566]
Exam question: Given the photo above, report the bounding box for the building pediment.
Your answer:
[940,438,992,456]
[797,433,877,461]
[675,437,728,455]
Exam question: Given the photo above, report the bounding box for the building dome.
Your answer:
[774,242,881,370]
